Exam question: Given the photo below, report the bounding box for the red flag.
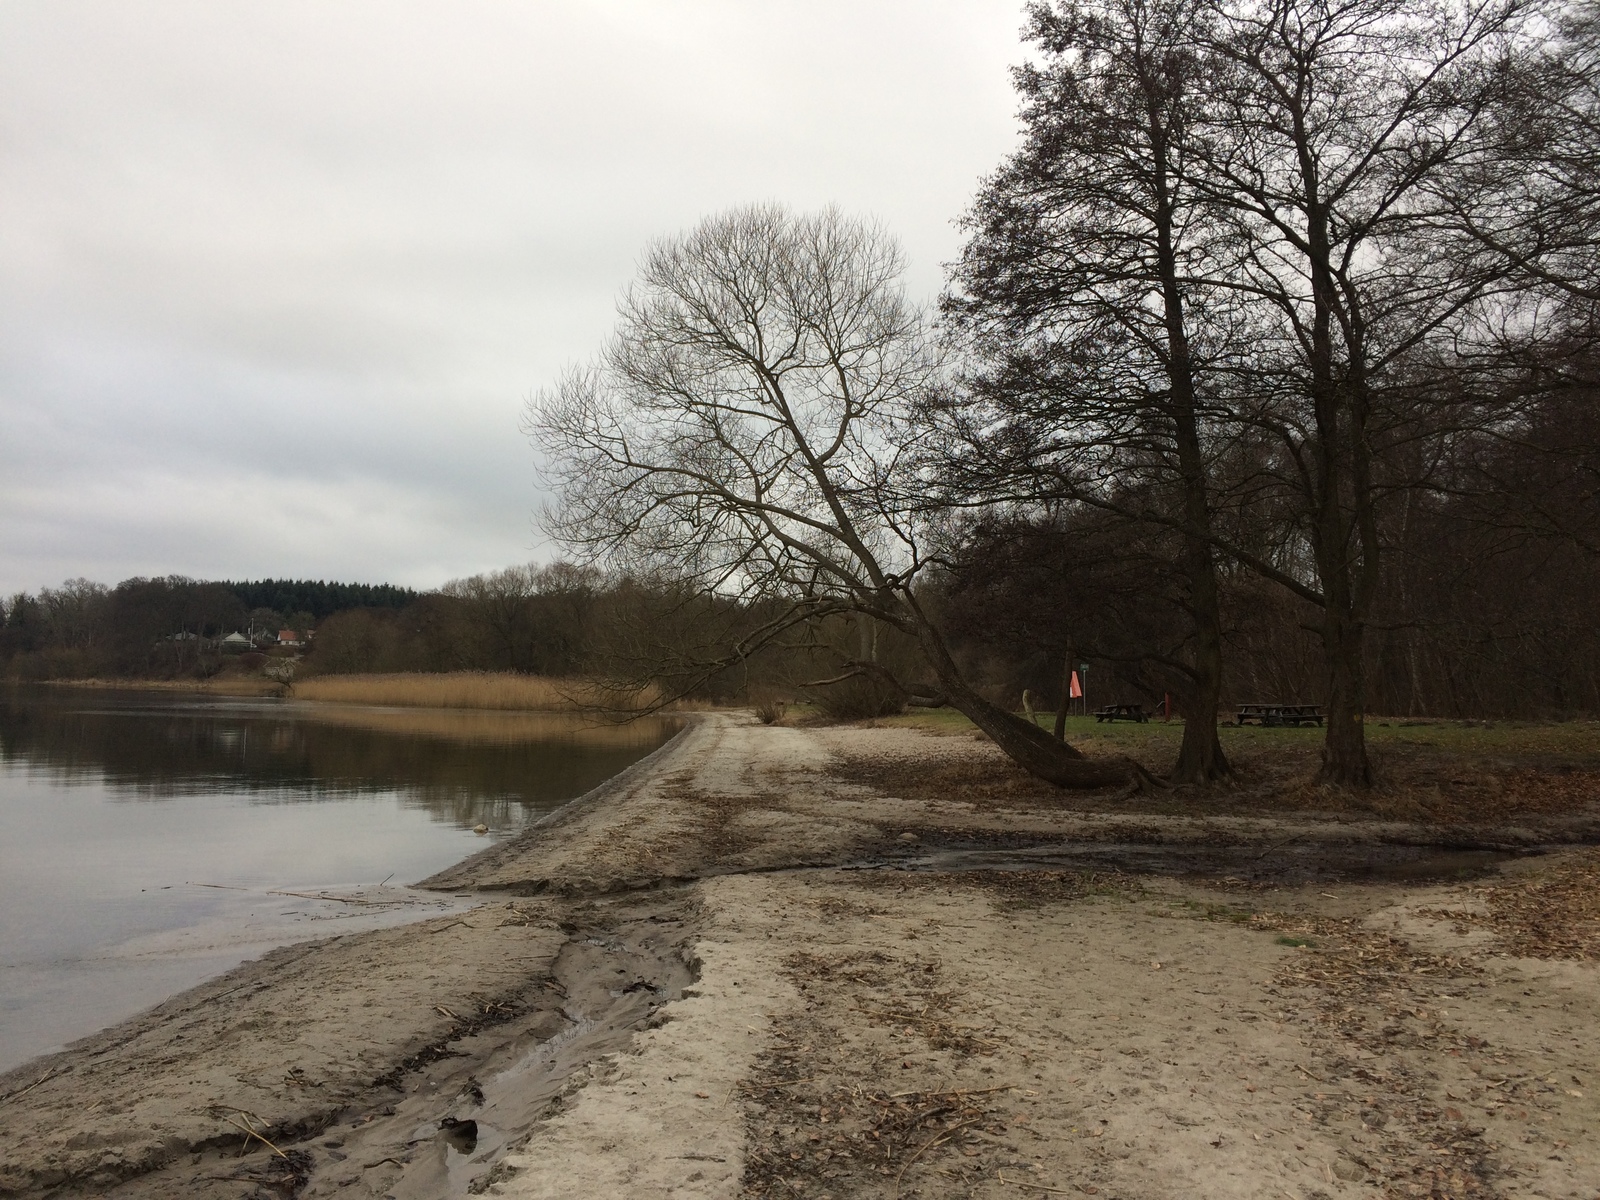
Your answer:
[1069,670,1082,698]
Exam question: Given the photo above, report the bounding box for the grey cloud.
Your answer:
[0,0,1026,597]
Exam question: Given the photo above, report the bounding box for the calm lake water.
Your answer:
[0,685,677,1074]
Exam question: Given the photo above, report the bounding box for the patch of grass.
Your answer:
[1275,934,1317,948]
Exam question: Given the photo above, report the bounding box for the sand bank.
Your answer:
[2,714,1597,1198]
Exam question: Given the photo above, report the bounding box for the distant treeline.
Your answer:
[0,574,417,681]
[222,579,419,621]
[6,547,1598,721]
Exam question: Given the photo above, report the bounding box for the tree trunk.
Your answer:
[1171,551,1231,783]
[1168,510,1231,784]
[1318,605,1374,786]
[1052,647,1073,742]
[1149,110,1231,785]
[908,616,1152,790]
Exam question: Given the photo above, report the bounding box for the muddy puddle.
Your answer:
[867,839,1526,885]
[281,904,697,1200]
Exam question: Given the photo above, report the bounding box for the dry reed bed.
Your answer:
[290,671,660,713]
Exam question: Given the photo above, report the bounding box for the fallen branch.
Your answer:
[217,1113,287,1159]
[888,1084,1016,1099]
[997,1169,1077,1194]
[0,1069,58,1104]
[190,882,390,907]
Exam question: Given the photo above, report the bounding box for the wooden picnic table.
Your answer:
[1094,703,1149,724]
[1235,703,1323,727]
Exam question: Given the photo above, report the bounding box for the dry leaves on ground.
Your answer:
[739,947,1020,1198]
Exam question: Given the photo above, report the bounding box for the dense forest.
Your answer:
[222,579,418,621]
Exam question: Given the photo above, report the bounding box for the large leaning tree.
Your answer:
[527,204,1151,789]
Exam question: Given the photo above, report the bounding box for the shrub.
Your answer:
[809,673,905,720]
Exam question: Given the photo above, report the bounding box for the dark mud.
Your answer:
[11,895,699,1200]
[863,838,1528,885]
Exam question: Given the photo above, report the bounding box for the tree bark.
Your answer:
[1148,105,1232,785]
[1171,541,1232,783]
[1317,587,1375,787]
[1052,647,1073,742]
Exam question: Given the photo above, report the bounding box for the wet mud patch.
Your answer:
[5,897,701,1200]
[283,901,700,1200]
[847,866,1138,912]
[870,838,1526,887]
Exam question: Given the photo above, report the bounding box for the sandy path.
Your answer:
[482,865,1599,1200]
[1,713,1596,1199]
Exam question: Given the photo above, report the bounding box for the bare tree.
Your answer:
[1177,0,1542,785]
[528,204,1149,788]
[1429,0,1600,307]
[941,0,1239,784]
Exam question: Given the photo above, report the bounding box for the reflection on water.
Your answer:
[0,685,678,1073]
[0,686,676,829]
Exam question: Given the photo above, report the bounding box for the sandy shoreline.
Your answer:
[2,714,1598,1198]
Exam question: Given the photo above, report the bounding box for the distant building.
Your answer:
[221,632,252,652]
[277,630,304,647]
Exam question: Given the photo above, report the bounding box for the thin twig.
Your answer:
[893,1117,981,1198]
[888,1084,1015,1099]
[218,1114,287,1159]
[0,1069,57,1104]
[190,882,389,907]
[268,889,387,906]
[997,1169,1076,1194]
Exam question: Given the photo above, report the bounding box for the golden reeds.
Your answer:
[288,671,660,713]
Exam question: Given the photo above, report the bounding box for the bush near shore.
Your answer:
[289,670,660,713]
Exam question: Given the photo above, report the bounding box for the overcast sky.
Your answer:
[0,1,1029,596]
